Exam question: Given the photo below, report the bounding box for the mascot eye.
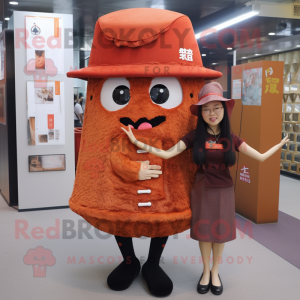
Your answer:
[100,78,130,111]
[149,78,182,109]
[150,84,169,104]
[113,85,130,105]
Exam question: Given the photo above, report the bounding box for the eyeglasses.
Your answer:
[201,107,223,115]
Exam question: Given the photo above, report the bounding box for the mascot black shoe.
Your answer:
[107,236,141,291]
[142,237,173,297]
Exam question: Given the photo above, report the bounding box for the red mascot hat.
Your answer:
[67,8,222,79]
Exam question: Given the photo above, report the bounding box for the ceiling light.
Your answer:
[274,49,280,51]
[80,48,85,50]
[242,57,247,59]
[212,63,217,65]
[268,32,275,35]
[151,5,165,9]
[5,18,10,20]
[9,1,18,4]
[227,47,232,50]
[297,45,300,47]
[202,54,206,56]
[255,54,259,55]
[151,0,164,9]
[195,11,259,39]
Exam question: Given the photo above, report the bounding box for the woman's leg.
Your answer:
[199,241,212,284]
[211,242,225,286]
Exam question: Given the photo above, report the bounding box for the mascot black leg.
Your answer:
[142,236,173,297]
[107,235,141,291]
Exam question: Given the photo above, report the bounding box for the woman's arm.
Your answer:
[79,113,84,124]
[121,125,187,159]
[238,135,289,162]
[134,139,187,159]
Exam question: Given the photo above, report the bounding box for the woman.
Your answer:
[121,82,289,295]
[78,92,85,112]
[74,94,84,127]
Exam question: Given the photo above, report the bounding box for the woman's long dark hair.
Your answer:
[74,94,78,107]
[192,101,236,167]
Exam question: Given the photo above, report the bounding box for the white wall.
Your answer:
[13,11,75,210]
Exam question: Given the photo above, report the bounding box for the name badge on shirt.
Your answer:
[205,141,224,149]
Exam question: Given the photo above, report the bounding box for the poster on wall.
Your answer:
[27,81,65,145]
[242,67,262,106]
[25,16,64,74]
[28,154,66,172]
[232,79,241,99]
[0,84,5,125]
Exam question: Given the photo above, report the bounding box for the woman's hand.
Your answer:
[121,125,137,145]
[279,135,289,147]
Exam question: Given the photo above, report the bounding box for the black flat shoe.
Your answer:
[210,272,223,295]
[197,272,210,294]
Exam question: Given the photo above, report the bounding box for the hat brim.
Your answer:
[190,96,235,118]
[67,64,222,80]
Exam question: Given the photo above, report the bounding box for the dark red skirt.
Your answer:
[190,172,236,243]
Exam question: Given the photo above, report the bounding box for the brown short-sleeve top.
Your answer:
[180,129,245,188]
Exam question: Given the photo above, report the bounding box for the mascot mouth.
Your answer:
[120,116,166,130]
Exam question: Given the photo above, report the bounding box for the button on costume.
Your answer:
[67,8,222,297]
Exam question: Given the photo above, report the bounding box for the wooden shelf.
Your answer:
[248,50,300,177]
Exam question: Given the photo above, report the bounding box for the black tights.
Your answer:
[114,235,169,265]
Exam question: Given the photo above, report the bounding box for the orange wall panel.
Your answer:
[231,61,284,224]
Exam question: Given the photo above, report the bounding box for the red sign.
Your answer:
[48,114,54,129]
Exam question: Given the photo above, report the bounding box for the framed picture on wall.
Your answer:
[28,154,66,172]
[242,67,262,106]
[25,15,64,74]
[0,84,5,125]
[27,81,65,145]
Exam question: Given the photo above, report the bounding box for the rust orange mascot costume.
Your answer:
[67,8,221,297]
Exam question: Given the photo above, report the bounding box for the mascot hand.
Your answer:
[137,160,162,181]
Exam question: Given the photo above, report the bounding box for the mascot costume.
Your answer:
[67,8,221,297]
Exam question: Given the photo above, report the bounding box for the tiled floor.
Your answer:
[0,175,299,299]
